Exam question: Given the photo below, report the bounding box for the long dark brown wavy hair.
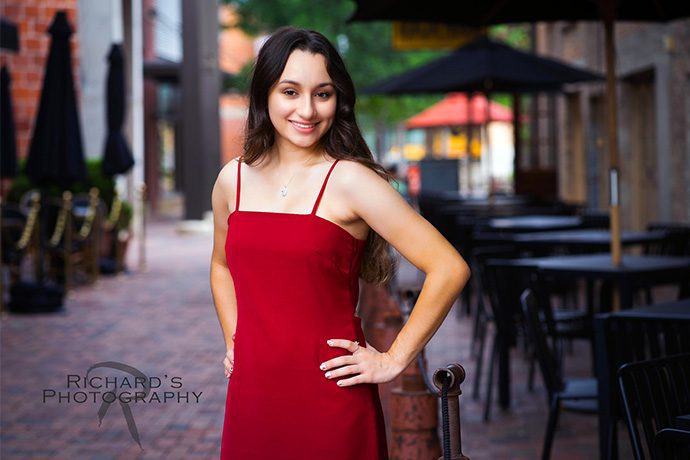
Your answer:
[242,26,396,285]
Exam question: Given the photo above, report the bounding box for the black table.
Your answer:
[500,253,690,310]
[485,215,583,233]
[594,299,690,460]
[474,229,668,253]
[488,254,690,411]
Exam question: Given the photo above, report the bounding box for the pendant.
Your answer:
[280,185,288,197]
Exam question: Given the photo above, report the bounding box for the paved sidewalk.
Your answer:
[2,218,225,459]
[1,217,636,459]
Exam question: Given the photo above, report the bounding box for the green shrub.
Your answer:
[8,158,132,230]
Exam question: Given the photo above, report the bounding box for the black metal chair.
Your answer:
[43,188,102,290]
[594,306,690,460]
[642,222,690,302]
[468,245,517,408]
[480,256,533,421]
[618,353,690,460]
[521,289,598,460]
[645,222,690,257]
[530,272,594,376]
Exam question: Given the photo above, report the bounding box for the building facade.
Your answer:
[536,20,690,229]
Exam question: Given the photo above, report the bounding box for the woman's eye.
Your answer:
[283,89,297,96]
[316,92,332,99]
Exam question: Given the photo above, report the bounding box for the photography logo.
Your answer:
[43,361,203,450]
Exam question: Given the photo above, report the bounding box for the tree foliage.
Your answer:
[220,0,445,127]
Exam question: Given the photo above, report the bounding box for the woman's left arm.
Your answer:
[323,161,470,387]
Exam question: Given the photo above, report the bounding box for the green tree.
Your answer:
[221,0,444,129]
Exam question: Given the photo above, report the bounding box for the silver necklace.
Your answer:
[280,174,296,197]
[279,157,319,198]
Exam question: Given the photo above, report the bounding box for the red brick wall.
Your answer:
[0,1,80,163]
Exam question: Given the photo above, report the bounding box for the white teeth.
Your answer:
[291,121,315,129]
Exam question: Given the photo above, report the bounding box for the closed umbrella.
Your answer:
[18,11,86,311]
[25,10,86,187]
[1,17,19,180]
[350,0,690,265]
[1,66,18,179]
[102,43,134,176]
[0,17,19,52]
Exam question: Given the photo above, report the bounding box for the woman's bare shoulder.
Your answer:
[213,157,241,204]
[217,157,241,184]
[332,158,387,187]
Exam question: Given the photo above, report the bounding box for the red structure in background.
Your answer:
[406,93,512,129]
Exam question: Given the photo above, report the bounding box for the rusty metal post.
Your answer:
[433,363,470,460]
[383,285,442,459]
[390,350,442,460]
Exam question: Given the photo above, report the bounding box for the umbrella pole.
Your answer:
[604,17,622,269]
[484,90,493,197]
[512,93,521,194]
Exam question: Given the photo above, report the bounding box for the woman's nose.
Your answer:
[296,95,316,119]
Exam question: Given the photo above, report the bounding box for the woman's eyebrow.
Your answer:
[278,80,334,88]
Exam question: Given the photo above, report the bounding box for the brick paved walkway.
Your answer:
[1,217,637,459]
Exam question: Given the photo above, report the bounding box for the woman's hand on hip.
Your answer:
[224,334,235,379]
[223,348,234,379]
[320,339,405,387]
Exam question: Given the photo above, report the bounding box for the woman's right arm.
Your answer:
[210,161,238,377]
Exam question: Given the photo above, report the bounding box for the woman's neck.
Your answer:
[268,143,327,169]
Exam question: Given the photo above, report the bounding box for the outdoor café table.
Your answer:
[485,215,584,233]
[487,254,690,410]
[594,298,690,460]
[473,229,668,253]
[530,254,690,310]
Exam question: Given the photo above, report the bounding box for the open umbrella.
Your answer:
[1,66,18,179]
[406,93,513,128]
[365,36,602,94]
[364,36,602,195]
[350,0,690,265]
[102,43,134,176]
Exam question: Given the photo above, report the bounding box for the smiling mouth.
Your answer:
[290,121,319,129]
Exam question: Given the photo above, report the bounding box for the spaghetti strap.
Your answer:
[311,159,340,215]
[235,157,242,212]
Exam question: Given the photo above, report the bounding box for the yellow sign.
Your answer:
[449,133,467,158]
[402,144,426,161]
[470,138,482,159]
[392,22,483,50]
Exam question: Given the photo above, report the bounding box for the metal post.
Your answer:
[433,363,470,460]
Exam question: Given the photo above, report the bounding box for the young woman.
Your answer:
[210,27,470,459]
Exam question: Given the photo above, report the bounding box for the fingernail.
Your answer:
[327,340,333,346]
[319,363,326,370]
[337,381,343,386]
[325,372,331,379]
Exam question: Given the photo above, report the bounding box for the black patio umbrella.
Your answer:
[1,65,18,179]
[0,17,20,52]
[25,10,86,187]
[18,11,86,310]
[364,36,602,95]
[364,36,602,198]
[102,43,134,176]
[350,1,689,24]
[350,0,690,266]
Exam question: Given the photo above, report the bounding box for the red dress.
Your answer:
[221,158,389,459]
